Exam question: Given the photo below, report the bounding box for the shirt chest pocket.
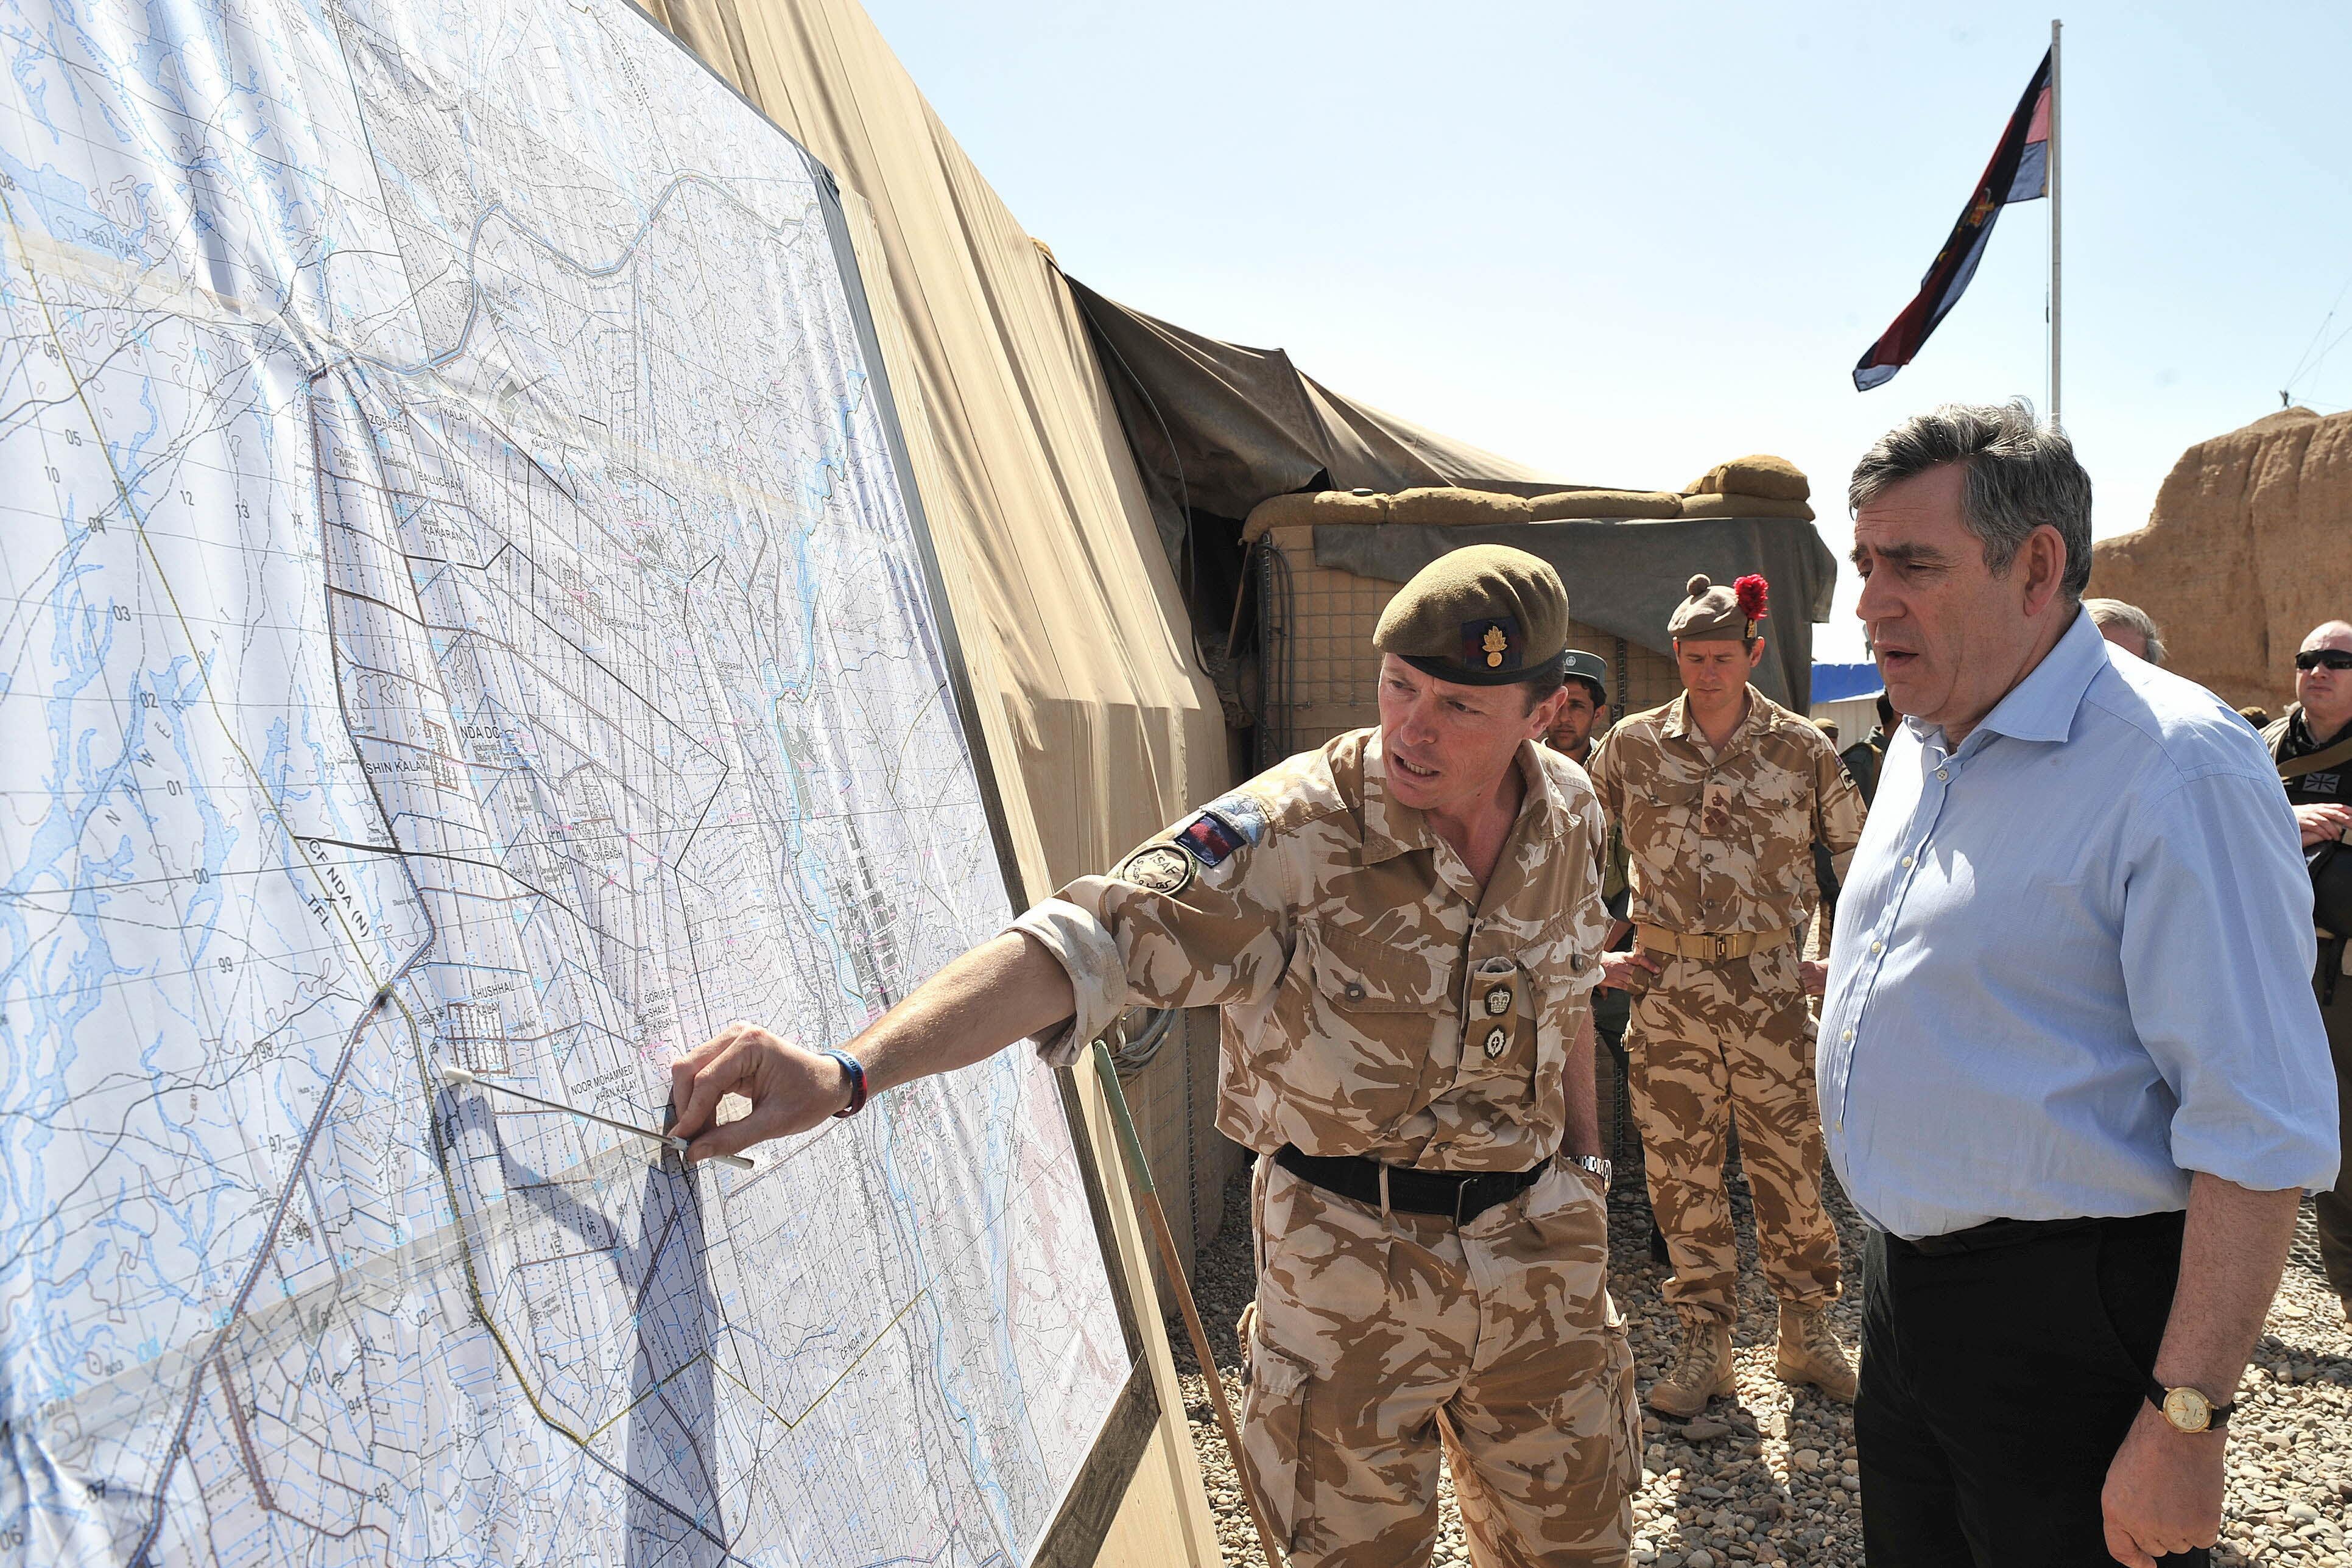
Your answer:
[1630,777,1705,865]
[1275,923,1457,1124]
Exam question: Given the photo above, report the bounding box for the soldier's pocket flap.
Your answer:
[1309,922,1451,1014]
[1249,1335,1312,1401]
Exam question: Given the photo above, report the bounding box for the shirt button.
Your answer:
[1870,941,1883,954]
[1935,768,1950,782]
[1343,982,1365,1001]
[1842,1029,1854,1042]
[1901,855,1915,868]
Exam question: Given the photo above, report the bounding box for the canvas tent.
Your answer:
[1068,283,1842,717]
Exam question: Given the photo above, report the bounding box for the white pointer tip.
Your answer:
[438,1061,477,1086]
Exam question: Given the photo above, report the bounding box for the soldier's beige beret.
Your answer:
[1667,572,1770,642]
[1373,544,1571,686]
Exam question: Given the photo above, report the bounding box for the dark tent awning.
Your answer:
[1065,276,1839,709]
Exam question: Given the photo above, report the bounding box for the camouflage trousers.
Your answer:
[1238,1153,1640,1568]
[1626,942,1842,1326]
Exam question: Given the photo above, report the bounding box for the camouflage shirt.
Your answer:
[1012,729,1610,1172]
[1586,685,1867,935]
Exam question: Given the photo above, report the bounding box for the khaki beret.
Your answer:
[1667,572,1769,642]
[1373,544,1571,686]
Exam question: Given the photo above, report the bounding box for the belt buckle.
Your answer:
[1712,934,1730,962]
[1454,1175,1470,1226]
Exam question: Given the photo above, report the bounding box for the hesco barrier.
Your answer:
[1252,523,1689,767]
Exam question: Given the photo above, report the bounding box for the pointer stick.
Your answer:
[437,1062,756,1171]
[1091,1040,1284,1566]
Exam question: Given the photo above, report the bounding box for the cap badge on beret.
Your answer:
[1469,619,1519,671]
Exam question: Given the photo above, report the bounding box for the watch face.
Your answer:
[2163,1387,2211,1432]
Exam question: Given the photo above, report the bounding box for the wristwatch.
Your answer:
[2146,1377,2233,1434]
[1569,1154,1613,1186]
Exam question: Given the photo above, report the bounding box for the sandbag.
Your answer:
[1676,490,1816,521]
[1686,453,1811,502]
[1242,488,1390,541]
[1526,488,1686,521]
[1385,487,1535,527]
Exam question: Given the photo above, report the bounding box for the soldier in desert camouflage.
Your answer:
[666,544,1641,1567]
[1588,572,1867,1418]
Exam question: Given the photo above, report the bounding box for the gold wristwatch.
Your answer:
[2146,1377,2233,1434]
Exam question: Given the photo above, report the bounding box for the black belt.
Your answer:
[1275,1145,1548,1225]
[1893,1210,2181,1258]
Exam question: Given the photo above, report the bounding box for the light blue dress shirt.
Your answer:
[1819,610,2340,1240]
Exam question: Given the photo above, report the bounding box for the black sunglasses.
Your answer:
[2295,650,2352,672]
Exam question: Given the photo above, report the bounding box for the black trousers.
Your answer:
[1857,1211,2209,1567]
[2314,940,2352,1296]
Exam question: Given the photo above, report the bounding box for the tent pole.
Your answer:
[2049,17,2062,429]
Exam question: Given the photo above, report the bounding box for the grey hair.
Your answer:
[2084,598,2166,665]
[1848,399,2093,599]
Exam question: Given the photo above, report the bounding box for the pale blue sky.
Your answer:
[860,1,2352,661]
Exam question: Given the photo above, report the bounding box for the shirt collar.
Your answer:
[1661,684,1770,752]
[2292,705,2352,753]
[1361,731,1565,863]
[1914,606,2104,751]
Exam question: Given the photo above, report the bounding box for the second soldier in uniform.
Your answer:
[666,545,1641,1566]
[1589,572,1867,1418]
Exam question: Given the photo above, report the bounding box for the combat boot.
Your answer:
[1775,1301,1857,1404]
[1646,1314,1734,1418]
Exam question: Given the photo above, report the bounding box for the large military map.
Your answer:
[0,1,1130,1563]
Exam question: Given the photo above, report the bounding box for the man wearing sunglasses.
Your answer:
[2262,620,2352,1326]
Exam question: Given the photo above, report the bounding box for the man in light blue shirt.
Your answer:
[1823,403,2337,1568]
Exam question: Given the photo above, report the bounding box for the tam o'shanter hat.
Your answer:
[1668,572,1770,641]
[1374,544,1571,686]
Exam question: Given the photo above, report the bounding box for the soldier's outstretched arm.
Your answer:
[667,932,1074,1162]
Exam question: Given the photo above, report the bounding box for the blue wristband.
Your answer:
[817,1047,867,1117]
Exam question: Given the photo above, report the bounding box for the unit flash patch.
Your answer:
[1175,812,1248,869]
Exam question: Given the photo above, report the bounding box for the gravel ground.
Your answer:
[1169,1159,2352,1566]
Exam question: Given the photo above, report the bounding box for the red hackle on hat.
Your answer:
[1734,575,1769,622]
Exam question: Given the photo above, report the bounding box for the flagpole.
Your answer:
[2049,18,2063,428]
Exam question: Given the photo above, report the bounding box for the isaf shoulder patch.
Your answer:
[1116,843,1196,896]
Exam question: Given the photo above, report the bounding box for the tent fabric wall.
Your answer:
[630,1,1228,1560]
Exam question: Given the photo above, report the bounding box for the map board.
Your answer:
[0,1,1136,1563]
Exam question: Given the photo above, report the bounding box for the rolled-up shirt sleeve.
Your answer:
[1006,823,1296,1067]
[2121,768,2340,1192]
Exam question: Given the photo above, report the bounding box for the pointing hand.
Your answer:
[669,1022,854,1162]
